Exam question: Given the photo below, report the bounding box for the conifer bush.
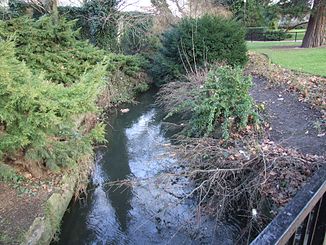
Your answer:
[0,16,147,86]
[151,15,248,84]
[0,16,149,173]
[0,40,106,171]
[0,16,105,84]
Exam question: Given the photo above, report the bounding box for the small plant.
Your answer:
[189,66,258,139]
[0,163,23,183]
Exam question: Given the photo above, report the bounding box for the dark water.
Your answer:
[54,91,236,245]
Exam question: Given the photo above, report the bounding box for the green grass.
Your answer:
[247,41,326,77]
[287,29,306,41]
[247,41,301,50]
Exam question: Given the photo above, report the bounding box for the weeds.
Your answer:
[0,163,23,183]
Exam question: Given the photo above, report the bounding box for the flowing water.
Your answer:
[54,90,237,245]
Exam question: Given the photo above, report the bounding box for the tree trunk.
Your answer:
[302,0,326,48]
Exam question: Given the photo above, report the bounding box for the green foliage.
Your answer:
[0,15,149,172]
[59,0,120,51]
[0,163,23,183]
[0,40,106,170]
[0,16,106,84]
[0,16,148,89]
[189,67,258,139]
[246,28,292,41]
[277,0,310,20]
[151,15,248,84]
[264,31,292,41]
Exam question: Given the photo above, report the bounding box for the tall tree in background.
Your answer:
[279,0,325,48]
[217,0,277,27]
[302,0,325,47]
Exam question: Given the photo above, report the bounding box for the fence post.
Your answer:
[279,32,281,42]
[295,32,297,42]
[251,32,253,42]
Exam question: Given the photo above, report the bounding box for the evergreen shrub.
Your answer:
[0,40,106,171]
[0,16,149,172]
[0,16,106,84]
[151,15,248,84]
[0,16,149,99]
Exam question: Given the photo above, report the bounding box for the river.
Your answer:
[53,90,237,245]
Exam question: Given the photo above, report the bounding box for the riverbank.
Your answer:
[0,85,151,245]
[155,54,325,241]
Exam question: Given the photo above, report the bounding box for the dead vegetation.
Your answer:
[245,52,326,114]
[155,63,325,241]
[173,136,322,211]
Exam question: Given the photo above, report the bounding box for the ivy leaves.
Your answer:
[189,66,259,139]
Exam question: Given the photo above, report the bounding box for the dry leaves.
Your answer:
[245,52,326,119]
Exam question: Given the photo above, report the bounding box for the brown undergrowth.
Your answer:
[156,64,325,241]
[173,136,322,214]
[245,52,326,114]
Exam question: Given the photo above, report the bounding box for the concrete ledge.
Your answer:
[21,173,78,245]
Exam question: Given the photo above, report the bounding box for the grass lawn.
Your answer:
[247,41,326,77]
[287,29,306,41]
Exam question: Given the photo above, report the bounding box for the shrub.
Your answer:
[0,14,150,175]
[151,15,248,84]
[263,31,292,41]
[0,16,106,84]
[189,66,258,138]
[161,66,258,139]
[246,27,292,41]
[0,16,149,98]
[245,27,268,40]
[0,40,106,172]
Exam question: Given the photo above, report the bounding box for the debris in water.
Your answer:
[120,108,130,113]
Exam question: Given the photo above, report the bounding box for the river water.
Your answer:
[54,91,237,245]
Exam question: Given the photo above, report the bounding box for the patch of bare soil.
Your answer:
[251,77,325,156]
[0,173,60,245]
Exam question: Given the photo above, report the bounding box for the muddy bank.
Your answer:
[0,167,79,245]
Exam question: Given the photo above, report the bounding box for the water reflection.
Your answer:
[54,91,236,245]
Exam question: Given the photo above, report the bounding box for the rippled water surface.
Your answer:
[54,91,236,245]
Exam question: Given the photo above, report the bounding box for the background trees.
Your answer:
[301,0,325,47]
[217,0,325,48]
